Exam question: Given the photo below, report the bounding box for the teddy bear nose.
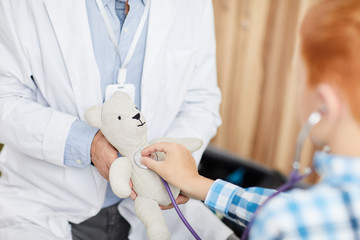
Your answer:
[132,113,141,120]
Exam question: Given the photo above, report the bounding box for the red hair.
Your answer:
[300,0,360,122]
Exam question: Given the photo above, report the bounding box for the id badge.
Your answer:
[105,83,135,102]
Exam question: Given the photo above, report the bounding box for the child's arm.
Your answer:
[141,142,213,200]
[141,142,276,225]
[205,179,275,226]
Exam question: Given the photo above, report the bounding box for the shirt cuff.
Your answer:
[204,179,239,214]
[64,120,99,168]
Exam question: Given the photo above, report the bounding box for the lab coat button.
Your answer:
[124,27,128,33]
[76,159,81,165]
[90,208,97,215]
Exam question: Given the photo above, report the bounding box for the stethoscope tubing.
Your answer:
[241,112,321,240]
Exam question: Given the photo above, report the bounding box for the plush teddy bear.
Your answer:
[85,91,203,240]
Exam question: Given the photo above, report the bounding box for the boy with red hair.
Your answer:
[141,0,360,239]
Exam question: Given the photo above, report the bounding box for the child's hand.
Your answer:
[141,142,214,200]
[141,142,198,191]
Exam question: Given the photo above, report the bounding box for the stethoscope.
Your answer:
[241,111,322,240]
[134,149,202,239]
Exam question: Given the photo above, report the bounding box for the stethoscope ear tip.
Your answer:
[304,167,312,175]
[308,111,321,125]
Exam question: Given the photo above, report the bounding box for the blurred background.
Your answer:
[209,0,322,184]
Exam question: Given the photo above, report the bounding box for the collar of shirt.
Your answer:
[314,151,360,185]
[102,0,146,7]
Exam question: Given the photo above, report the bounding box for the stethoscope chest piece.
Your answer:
[133,149,158,169]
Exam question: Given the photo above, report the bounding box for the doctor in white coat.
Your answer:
[0,0,236,239]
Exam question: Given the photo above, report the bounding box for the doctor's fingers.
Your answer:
[129,180,137,200]
[91,131,118,181]
[159,194,190,210]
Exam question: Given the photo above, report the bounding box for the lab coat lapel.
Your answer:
[141,0,175,118]
[44,0,102,117]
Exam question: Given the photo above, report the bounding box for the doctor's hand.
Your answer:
[140,143,214,201]
[91,131,118,181]
[159,193,190,210]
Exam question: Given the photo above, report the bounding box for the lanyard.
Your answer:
[95,0,150,86]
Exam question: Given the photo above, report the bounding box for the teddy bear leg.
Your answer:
[134,196,170,240]
[109,157,132,198]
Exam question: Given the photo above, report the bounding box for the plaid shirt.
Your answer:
[204,151,360,239]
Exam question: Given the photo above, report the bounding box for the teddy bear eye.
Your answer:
[118,116,121,120]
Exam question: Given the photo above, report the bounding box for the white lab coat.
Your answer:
[0,0,232,239]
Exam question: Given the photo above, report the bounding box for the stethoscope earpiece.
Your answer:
[308,111,322,126]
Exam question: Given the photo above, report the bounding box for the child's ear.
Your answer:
[85,105,102,128]
[316,83,341,124]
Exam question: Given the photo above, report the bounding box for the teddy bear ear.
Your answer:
[84,105,102,128]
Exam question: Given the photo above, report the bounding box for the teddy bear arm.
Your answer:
[109,157,133,198]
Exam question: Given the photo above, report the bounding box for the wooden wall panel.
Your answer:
[211,0,322,182]
[252,0,301,169]
[212,0,270,157]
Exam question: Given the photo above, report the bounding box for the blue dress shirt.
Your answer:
[64,0,148,208]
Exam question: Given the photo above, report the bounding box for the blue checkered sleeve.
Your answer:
[249,184,360,240]
[204,179,275,227]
